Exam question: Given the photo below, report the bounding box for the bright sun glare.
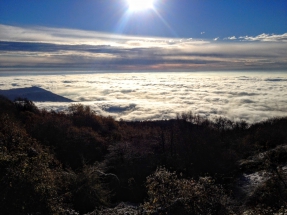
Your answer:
[127,0,154,11]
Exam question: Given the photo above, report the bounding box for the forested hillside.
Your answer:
[1,96,287,215]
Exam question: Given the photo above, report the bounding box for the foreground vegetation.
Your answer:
[0,96,287,214]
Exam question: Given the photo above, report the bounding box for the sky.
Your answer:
[0,1,287,122]
[0,0,287,72]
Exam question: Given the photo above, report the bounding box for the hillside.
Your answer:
[0,95,287,215]
[0,86,73,102]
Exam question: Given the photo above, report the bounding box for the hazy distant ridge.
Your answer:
[0,86,73,102]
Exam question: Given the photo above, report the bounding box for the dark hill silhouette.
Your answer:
[0,86,73,102]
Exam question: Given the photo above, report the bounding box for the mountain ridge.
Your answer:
[0,86,73,102]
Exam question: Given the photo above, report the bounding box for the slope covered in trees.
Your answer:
[1,95,287,214]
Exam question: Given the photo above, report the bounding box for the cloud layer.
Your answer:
[1,24,287,72]
[1,72,286,123]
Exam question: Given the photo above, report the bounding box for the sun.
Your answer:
[127,0,154,11]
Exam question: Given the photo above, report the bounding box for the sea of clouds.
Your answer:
[1,72,287,123]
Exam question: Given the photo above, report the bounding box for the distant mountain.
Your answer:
[0,86,73,102]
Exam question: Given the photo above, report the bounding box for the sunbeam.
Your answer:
[151,7,178,37]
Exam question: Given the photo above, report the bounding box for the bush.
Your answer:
[143,167,233,215]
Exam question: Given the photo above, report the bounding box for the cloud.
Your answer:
[0,24,287,71]
[264,78,287,82]
[100,103,136,113]
[226,36,237,40]
[1,72,287,124]
[239,33,287,42]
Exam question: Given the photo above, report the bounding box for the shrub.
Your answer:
[143,167,233,215]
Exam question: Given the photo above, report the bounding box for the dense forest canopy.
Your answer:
[1,95,287,214]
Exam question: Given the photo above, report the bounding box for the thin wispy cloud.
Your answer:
[226,36,237,40]
[0,24,287,72]
[223,33,287,42]
[239,33,287,42]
